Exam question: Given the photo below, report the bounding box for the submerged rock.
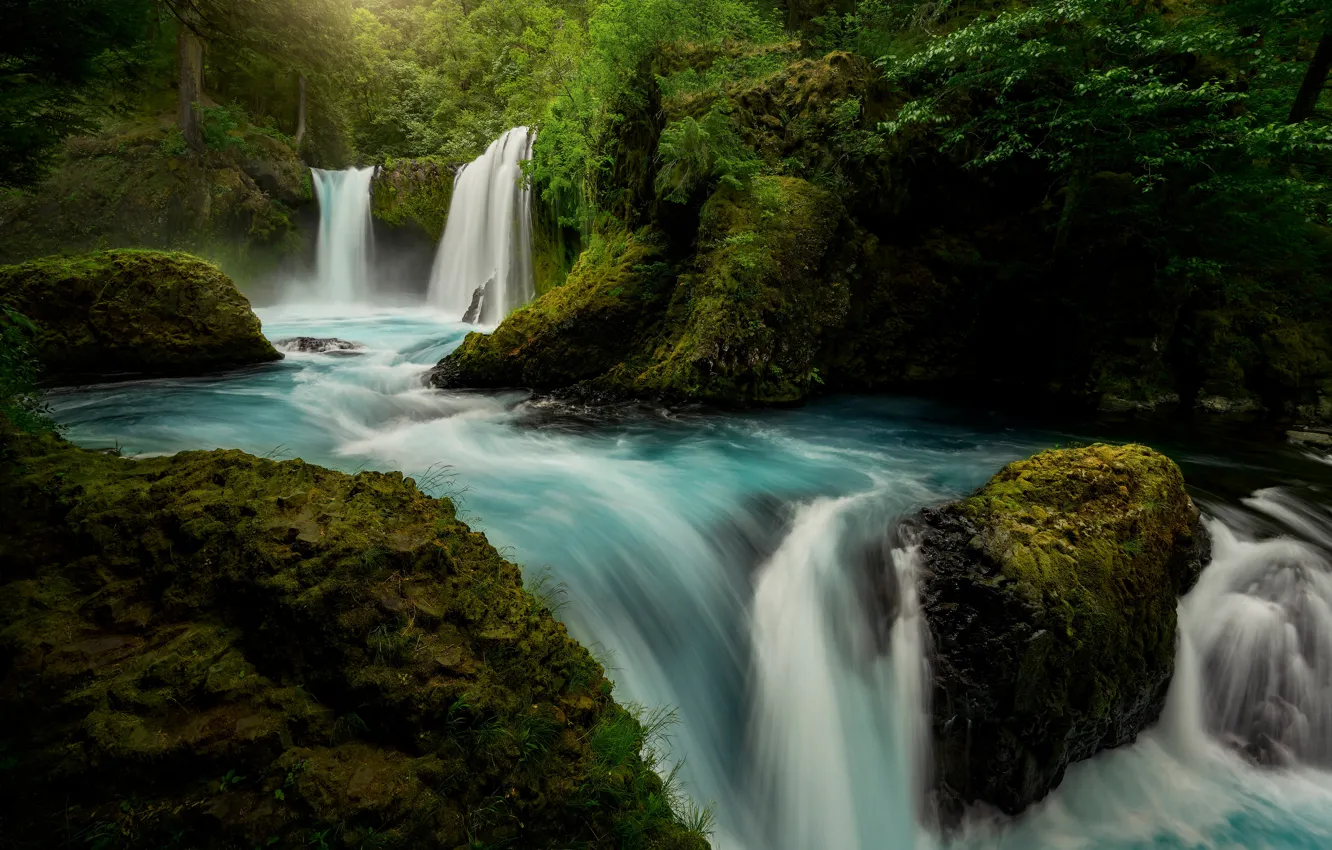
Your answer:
[0,432,709,850]
[275,336,367,355]
[911,443,1209,823]
[0,250,281,384]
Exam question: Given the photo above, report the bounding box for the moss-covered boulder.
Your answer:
[912,444,1209,823]
[0,250,281,384]
[370,158,457,240]
[601,176,846,404]
[0,432,709,850]
[432,228,672,392]
[433,176,845,405]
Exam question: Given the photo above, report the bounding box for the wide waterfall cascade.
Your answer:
[427,127,535,323]
[44,310,1332,850]
[310,166,376,303]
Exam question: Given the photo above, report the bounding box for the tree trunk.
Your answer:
[177,25,205,150]
[295,74,307,147]
[1289,31,1332,124]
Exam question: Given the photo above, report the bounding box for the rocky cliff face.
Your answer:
[910,444,1210,823]
[0,250,281,384]
[0,432,710,850]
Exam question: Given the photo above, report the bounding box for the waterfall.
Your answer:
[426,127,535,323]
[310,166,376,304]
[749,496,928,850]
[1177,489,1332,766]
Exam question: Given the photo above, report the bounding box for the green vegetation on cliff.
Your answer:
[0,431,712,849]
[919,443,1209,818]
[0,249,280,384]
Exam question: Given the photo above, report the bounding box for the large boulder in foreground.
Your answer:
[913,443,1209,823]
[0,433,707,850]
[0,250,280,384]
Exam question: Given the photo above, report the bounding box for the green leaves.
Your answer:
[879,0,1332,298]
[655,102,760,203]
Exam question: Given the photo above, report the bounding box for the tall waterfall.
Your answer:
[427,127,535,323]
[310,166,376,304]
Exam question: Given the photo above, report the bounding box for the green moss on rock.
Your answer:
[0,432,710,850]
[370,158,457,240]
[432,228,674,391]
[603,176,846,404]
[916,443,1209,822]
[433,177,845,406]
[0,250,281,384]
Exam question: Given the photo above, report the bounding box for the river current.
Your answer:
[48,307,1332,850]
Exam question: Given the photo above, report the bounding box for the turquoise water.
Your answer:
[49,307,1332,850]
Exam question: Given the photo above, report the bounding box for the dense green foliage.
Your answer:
[881,0,1332,309]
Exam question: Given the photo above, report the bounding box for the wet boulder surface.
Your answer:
[0,432,708,850]
[0,249,281,384]
[911,443,1210,824]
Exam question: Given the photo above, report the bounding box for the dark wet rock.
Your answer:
[0,430,711,850]
[909,444,1210,826]
[274,336,367,355]
[461,277,494,325]
[0,249,280,384]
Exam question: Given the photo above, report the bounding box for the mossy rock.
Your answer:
[0,250,281,384]
[370,158,457,240]
[602,175,846,404]
[433,176,845,406]
[431,228,674,391]
[912,443,1209,823]
[0,432,710,850]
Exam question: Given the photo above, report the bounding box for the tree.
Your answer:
[160,0,353,152]
[1290,30,1332,123]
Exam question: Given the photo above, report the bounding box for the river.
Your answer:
[47,306,1332,850]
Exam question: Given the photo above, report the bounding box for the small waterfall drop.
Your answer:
[749,497,928,850]
[310,166,376,304]
[427,127,535,323]
[1179,490,1332,766]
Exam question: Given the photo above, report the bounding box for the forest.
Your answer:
[3,1,1332,849]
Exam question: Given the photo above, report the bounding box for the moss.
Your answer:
[370,158,457,240]
[961,443,1201,613]
[0,431,712,850]
[0,249,281,384]
[434,177,844,406]
[432,228,674,391]
[606,176,846,404]
[0,118,308,282]
[920,443,1208,818]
